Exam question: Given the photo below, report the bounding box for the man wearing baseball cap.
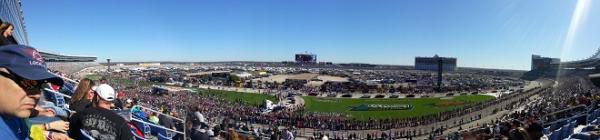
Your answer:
[68,83,133,140]
[0,45,65,139]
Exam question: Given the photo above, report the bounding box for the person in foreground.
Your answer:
[68,84,134,140]
[0,45,67,139]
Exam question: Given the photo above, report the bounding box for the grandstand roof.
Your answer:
[40,51,97,62]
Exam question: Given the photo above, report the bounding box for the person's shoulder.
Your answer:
[0,127,16,138]
[0,116,28,139]
[96,108,123,116]
[0,115,11,134]
[79,108,120,117]
[100,109,129,123]
[77,106,99,114]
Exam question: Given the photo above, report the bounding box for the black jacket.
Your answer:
[68,107,134,140]
[0,35,17,46]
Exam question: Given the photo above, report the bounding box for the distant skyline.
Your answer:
[21,0,600,70]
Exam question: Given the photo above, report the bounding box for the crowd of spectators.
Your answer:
[29,61,534,140]
[2,44,589,140]
[441,76,600,139]
[114,76,541,140]
[46,62,100,75]
[0,45,545,140]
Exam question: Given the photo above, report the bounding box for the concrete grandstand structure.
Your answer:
[531,55,560,70]
[531,48,600,70]
[557,48,600,69]
[415,55,457,71]
[40,51,97,62]
[42,52,99,74]
[524,48,600,80]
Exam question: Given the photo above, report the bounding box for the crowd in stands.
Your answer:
[31,64,550,140]
[114,76,541,140]
[46,62,100,75]
[440,76,600,139]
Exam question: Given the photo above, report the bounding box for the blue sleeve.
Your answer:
[0,118,20,140]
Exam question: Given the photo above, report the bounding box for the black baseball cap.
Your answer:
[0,45,64,86]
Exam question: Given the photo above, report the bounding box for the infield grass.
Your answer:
[303,95,494,120]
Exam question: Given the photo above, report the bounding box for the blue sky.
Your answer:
[21,0,600,70]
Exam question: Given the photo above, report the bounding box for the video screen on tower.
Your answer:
[295,54,316,63]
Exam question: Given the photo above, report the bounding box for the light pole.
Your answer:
[437,58,443,92]
[107,59,111,72]
[106,59,112,85]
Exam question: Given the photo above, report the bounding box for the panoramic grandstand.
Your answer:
[559,48,600,69]
[4,0,600,140]
[40,51,97,62]
[41,51,100,75]
[529,47,600,70]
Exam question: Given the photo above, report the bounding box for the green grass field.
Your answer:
[303,95,495,120]
[85,74,103,80]
[194,88,279,106]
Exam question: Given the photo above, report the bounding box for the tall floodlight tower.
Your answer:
[437,59,443,92]
[107,59,111,72]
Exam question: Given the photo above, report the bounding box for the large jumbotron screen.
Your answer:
[295,54,316,63]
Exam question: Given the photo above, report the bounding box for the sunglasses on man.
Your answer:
[0,71,45,93]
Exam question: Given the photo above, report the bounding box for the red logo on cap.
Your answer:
[23,48,44,63]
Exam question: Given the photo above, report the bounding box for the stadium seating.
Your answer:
[535,108,600,140]
[79,129,96,140]
[157,129,176,140]
[127,122,146,140]
[46,62,99,75]
[38,77,185,140]
[129,106,181,140]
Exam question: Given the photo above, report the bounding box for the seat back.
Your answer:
[79,129,97,140]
